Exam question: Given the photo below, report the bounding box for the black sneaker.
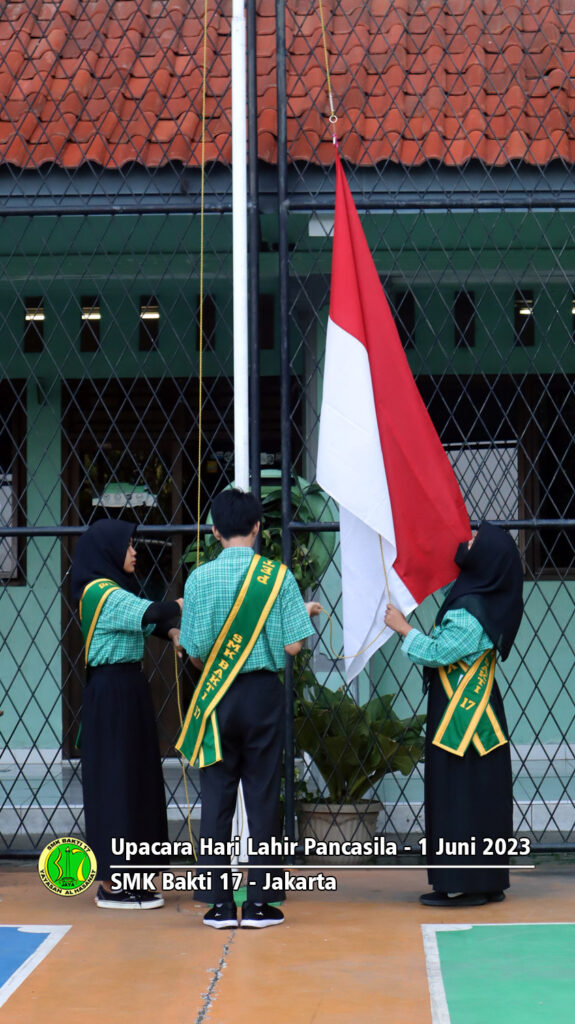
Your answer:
[203,902,238,929]
[485,890,506,902]
[94,885,164,910]
[134,890,165,909]
[419,891,488,907]
[241,902,284,929]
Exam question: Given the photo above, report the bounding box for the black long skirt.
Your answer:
[424,668,513,894]
[81,662,169,879]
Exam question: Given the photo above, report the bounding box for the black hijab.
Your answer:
[70,519,138,605]
[436,522,524,661]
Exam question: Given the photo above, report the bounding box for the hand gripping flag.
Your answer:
[317,152,471,681]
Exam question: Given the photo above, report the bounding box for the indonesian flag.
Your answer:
[317,152,470,681]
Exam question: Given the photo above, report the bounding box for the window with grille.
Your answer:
[421,373,575,578]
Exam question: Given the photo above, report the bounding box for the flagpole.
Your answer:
[231,0,250,862]
[231,0,249,491]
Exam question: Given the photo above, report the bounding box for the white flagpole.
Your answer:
[232,0,250,491]
[231,0,250,863]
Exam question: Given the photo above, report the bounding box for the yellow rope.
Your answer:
[320,606,392,662]
[319,538,393,661]
[196,0,209,567]
[378,534,392,603]
[175,649,197,857]
[317,0,338,140]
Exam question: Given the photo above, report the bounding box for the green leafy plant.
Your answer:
[181,473,336,588]
[258,475,335,590]
[293,652,426,804]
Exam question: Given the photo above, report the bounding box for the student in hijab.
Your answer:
[385,523,524,907]
[70,518,182,910]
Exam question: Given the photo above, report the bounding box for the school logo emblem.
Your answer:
[38,837,97,897]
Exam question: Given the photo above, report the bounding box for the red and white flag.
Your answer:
[317,152,470,681]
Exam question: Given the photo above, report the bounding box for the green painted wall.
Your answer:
[1,383,62,752]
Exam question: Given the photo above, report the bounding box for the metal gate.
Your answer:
[1,0,574,856]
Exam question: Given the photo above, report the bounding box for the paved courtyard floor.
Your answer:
[0,860,573,1023]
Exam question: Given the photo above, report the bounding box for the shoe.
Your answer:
[95,884,164,910]
[135,890,165,909]
[485,890,506,902]
[203,903,238,929]
[419,891,488,907]
[240,902,284,929]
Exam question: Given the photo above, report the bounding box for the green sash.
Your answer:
[176,553,287,769]
[79,578,120,666]
[433,649,508,757]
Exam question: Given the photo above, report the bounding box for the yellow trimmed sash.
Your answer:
[433,649,508,757]
[79,578,120,666]
[176,554,287,769]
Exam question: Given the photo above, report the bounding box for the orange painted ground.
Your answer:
[0,863,573,1023]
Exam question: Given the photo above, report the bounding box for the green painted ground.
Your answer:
[436,924,575,1024]
[233,885,281,907]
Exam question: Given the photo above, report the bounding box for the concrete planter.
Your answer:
[297,801,381,865]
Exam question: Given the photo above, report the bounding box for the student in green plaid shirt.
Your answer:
[180,488,320,930]
[181,542,315,674]
[71,518,182,911]
[385,523,523,909]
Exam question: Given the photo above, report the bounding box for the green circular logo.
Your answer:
[38,837,97,897]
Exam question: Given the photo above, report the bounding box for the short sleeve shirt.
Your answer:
[180,546,313,673]
[86,588,153,666]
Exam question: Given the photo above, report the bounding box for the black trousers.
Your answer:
[194,669,285,903]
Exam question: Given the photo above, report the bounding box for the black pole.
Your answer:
[247,0,261,507]
[275,0,295,844]
[1,517,572,539]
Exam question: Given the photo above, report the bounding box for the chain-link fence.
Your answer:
[1,1,574,856]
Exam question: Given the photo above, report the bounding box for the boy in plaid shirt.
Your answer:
[180,488,320,929]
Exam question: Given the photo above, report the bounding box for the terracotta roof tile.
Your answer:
[0,0,575,170]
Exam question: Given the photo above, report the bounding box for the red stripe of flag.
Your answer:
[318,152,470,675]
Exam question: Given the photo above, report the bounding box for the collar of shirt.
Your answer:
[216,545,256,562]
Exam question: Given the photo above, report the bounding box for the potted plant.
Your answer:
[293,652,426,863]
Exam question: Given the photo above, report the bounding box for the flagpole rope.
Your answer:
[309,529,393,660]
[317,0,338,144]
[379,534,392,603]
[174,648,198,858]
[316,536,393,661]
[318,602,394,663]
[174,0,211,859]
[196,0,209,566]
